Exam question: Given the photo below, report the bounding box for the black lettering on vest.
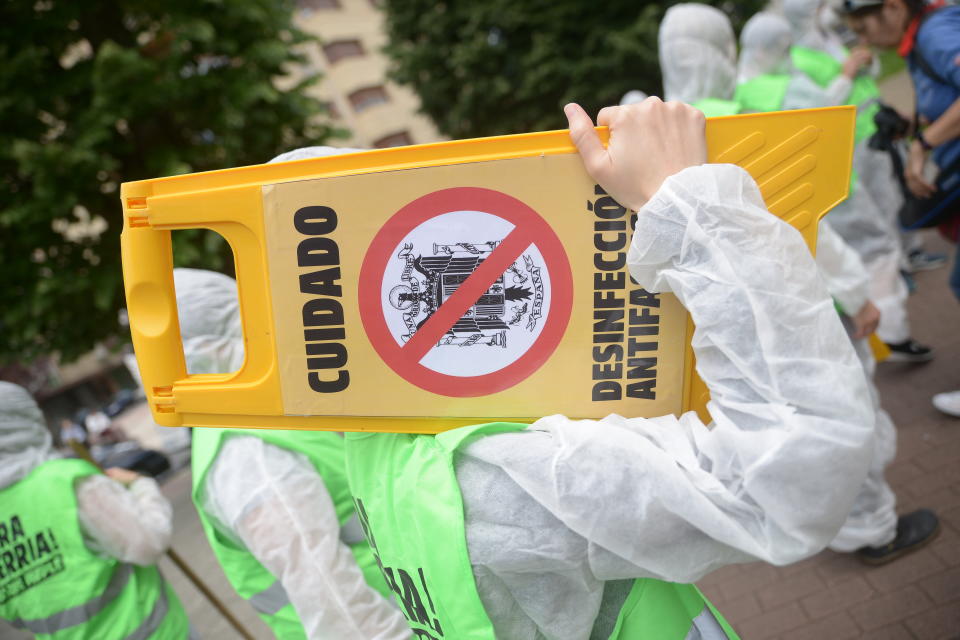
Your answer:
[397,569,430,626]
[34,532,52,558]
[10,517,23,542]
[418,568,442,636]
[13,545,26,570]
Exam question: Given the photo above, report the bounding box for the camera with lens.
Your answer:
[869,103,910,151]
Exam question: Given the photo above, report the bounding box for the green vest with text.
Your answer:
[735,74,791,114]
[692,98,743,118]
[0,459,190,639]
[345,423,739,639]
[191,427,391,640]
[790,46,881,143]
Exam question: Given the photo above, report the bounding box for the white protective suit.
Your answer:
[658,4,737,104]
[179,150,411,640]
[737,12,854,111]
[814,222,898,551]
[447,164,876,640]
[781,0,857,104]
[781,0,912,342]
[739,16,901,546]
[619,90,649,106]
[0,382,172,565]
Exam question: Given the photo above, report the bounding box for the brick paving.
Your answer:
[699,231,960,640]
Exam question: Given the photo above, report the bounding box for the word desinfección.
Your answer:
[588,187,659,402]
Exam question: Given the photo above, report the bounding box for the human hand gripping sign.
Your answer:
[563,98,707,211]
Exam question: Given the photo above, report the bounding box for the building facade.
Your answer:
[294,0,445,148]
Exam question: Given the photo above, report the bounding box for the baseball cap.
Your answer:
[841,0,884,13]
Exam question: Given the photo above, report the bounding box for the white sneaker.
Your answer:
[932,391,960,418]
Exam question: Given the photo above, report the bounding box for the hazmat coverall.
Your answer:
[780,0,914,344]
[814,223,899,550]
[339,147,877,636]
[0,382,191,638]
[179,268,410,640]
[738,12,903,551]
[658,4,738,111]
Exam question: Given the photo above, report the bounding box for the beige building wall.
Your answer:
[294,0,445,148]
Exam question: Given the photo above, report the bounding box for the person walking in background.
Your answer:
[782,0,938,361]
[844,0,960,416]
[732,11,941,562]
[177,268,410,640]
[658,4,742,117]
[0,381,192,638]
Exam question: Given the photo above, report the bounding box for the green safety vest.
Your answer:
[692,98,743,118]
[735,74,792,114]
[734,71,858,194]
[345,423,739,639]
[790,46,881,143]
[191,427,391,639]
[0,459,190,639]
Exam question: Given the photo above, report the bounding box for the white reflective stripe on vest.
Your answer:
[248,579,290,616]
[9,563,134,634]
[339,512,366,546]
[684,607,730,640]
[123,582,170,640]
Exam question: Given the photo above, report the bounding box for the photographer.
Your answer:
[845,0,960,417]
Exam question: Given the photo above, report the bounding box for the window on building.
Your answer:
[348,86,389,113]
[374,131,414,148]
[323,39,365,64]
[297,0,340,9]
[320,101,341,119]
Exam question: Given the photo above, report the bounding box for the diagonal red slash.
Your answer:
[401,228,532,362]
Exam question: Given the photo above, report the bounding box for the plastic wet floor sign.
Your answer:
[121,107,855,433]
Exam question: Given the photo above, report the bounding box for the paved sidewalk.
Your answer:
[699,230,960,640]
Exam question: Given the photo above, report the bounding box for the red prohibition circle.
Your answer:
[358,187,573,397]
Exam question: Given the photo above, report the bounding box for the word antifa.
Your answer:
[295,206,349,393]
[588,186,659,402]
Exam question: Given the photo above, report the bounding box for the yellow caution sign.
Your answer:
[121,106,855,433]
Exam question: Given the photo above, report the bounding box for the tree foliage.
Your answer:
[382,0,763,139]
[1,0,334,363]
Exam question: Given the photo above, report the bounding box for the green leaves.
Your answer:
[381,0,763,138]
[0,0,334,364]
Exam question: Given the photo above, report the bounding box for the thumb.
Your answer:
[564,103,609,179]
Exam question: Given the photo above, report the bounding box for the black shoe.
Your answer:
[884,339,934,363]
[907,249,948,273]
[856,509,940,565]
